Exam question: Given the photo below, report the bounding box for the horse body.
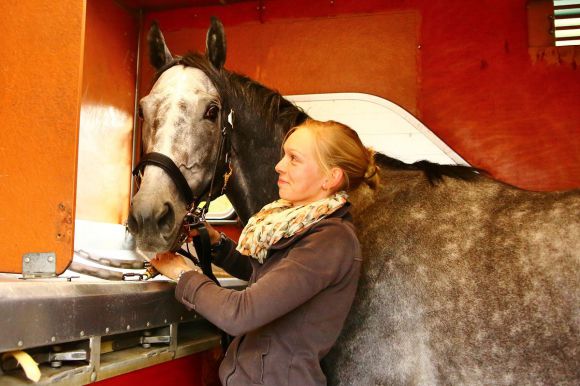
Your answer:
[128,19,580,385]
[331,167,579,384]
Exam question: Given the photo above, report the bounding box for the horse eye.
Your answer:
[138,106,144,120]
[204,105,219,122]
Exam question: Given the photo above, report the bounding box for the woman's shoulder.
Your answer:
[312,215,358,244]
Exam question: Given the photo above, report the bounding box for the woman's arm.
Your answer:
[211,236,253,281]
[175,221,359,336]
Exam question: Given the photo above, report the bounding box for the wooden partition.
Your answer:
[0,0,86,274]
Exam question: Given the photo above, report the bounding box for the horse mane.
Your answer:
[164,52,308,138]
[375,152,484,185]
[156,53,481,186]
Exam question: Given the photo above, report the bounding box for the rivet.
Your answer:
[146,322,150,327]
[47,256,54,262]
[163,319,167,324]
[17,340,23,347]
[24,257,30,263]
[51,336,56,342]
[126,325,131,330]
[105,327,110,333]
[80,331,85,337]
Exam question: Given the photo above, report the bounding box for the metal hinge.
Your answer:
[22,252,56,279]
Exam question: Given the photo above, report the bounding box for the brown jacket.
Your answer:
[175,205,362,386]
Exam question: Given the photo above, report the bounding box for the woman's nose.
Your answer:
[275,158,285,173]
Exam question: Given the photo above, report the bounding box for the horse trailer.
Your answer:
[1,1,578,385]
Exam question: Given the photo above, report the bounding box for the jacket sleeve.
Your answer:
[175,221,358,336]
[210,237,253,281]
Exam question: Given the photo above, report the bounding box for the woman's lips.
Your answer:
[277,179,288,185]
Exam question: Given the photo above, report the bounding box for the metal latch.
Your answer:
[1,349,87,370]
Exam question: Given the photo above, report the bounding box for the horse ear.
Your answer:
[148,21,173,70]
[206,16,227,69]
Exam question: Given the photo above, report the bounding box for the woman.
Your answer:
[151,118,379,386]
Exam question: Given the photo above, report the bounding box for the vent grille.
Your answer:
[554,0,580,46]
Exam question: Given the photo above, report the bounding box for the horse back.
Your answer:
[326,169,579,385]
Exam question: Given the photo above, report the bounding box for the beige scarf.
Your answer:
[236,191,348,263]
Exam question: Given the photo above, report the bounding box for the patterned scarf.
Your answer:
[236,191,348,263]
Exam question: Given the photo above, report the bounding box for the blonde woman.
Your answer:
[151,118,379,386]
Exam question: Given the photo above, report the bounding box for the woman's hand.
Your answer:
[150,252,195,281]
[186,222,221,245]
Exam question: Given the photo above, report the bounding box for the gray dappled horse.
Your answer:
[127,18,580,385]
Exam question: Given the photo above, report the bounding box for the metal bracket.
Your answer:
[22,252,56,278]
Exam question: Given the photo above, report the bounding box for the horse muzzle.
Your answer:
[127,195,185,252]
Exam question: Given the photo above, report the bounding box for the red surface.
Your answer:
[139,0,579,192]
[94,349,221,386]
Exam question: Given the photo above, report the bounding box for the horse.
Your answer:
[127,18,580,385]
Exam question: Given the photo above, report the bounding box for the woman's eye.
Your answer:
[204,105,219,122]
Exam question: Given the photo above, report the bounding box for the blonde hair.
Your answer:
[284,119,380,191]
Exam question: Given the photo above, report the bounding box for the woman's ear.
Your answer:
[325,167,345,191]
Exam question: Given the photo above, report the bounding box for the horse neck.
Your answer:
[220,74,306,223]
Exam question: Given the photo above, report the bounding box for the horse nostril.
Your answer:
[157,202,175,235]
[127,212,139,234]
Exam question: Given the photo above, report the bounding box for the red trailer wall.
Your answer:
[139,0,579,192]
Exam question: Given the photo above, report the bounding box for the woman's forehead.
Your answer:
[285,128,315,151]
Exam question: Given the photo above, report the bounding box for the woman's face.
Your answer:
[275,128,329,206]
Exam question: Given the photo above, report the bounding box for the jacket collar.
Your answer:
[268,202,352,251]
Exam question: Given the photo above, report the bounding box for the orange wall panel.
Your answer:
[141,10,419,116]
[0,0,86,274]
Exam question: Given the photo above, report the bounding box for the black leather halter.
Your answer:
[132,107,234,286]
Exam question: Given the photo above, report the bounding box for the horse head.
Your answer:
[127,18,228,252]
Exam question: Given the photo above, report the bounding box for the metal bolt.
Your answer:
[51,336,56,342]
[146,322,150,327]
[126,325,131,331]
[163,319,167,324]
[47,255,54,262]
[17,340,23,347]
[105,327,110,333]
[24,257,30,263]
[50,361,62,368]
[80,331,85,337]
